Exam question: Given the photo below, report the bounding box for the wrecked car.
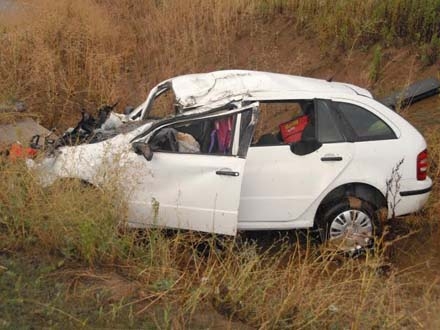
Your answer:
[29,70,432,251]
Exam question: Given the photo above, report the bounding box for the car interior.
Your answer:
[148,100,318,155]
[148,114,236,155]
[252,100,316,146]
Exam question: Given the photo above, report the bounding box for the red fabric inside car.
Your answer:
[279,115,309,143]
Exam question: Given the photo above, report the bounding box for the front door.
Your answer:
[120,104,258,235]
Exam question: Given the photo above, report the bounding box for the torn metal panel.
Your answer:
[54,103,150,149]
[380,77,440,109]
[130,80,172,121]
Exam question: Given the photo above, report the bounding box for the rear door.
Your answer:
[239,99,354,224]
[120,104,258,235]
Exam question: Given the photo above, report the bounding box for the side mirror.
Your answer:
[290,140,322,156]
[132,142,153,161]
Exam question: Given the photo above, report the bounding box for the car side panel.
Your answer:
[120,152,246,235]
[238,142,354,223]
[238,96,431,230]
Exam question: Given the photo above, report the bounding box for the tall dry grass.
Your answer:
[1,1,440,328]
[0,152,439,328]
[1,0,439,129]
[264,0,440,46]
[0,0,255,128]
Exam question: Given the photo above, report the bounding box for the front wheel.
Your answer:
[317,198,381,253]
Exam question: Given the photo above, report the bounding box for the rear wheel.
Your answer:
[317,198,381,253]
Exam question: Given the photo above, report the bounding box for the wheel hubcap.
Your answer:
[329,210,373,250]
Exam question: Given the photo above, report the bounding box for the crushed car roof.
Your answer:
[171,70,372,109]
[132,70,373,120]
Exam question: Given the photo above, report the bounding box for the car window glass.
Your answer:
[316,100,344,143]
[336,102,396,141]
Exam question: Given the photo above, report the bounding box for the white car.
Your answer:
[32,70,432,250]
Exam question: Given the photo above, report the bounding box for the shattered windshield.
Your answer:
[146,89,177,120]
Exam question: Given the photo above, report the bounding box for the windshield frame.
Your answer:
[128,80,173,121]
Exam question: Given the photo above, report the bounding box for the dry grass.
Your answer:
[0,153,439,328]
[1,0,439,129]
[1,1,440,328]
[0,0,255,128]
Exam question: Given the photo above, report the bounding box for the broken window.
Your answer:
[149,113,237,155]
[147,89,177,120]
[252,101,315,146]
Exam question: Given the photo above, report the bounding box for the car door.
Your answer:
[329,99,401,193]
[238,99,354,225]
[119,104,258,235]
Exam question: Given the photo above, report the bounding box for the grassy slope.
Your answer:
[1,1,440,328]
[1,0,439,127]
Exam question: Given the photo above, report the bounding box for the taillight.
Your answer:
[417,149,428,180]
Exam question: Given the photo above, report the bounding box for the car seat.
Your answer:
[208,116,233,154]
[256,133,281,145]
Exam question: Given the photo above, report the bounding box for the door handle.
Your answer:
[216,169,240,177]
[321,156,343,161]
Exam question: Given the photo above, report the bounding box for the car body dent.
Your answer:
[128,70,373,120]
[170,70,373,109]
[32,121,155,186]
[33,103,258,236]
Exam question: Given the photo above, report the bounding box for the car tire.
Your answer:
[317,197,381,253]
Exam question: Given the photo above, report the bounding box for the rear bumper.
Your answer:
[400,185,432,196]
[394,178,432,217]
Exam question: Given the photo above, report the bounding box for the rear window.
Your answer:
[336,102,396,141]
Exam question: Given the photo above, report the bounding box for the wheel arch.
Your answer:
[316,182,387,222]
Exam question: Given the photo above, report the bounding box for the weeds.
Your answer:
[0,1,439,129]
[256,0,440,48]
[369,45,382,84]
[386,158,404,219]
[0,161,129,265]
[421,33,440,66]
[1,0,440,328]
[0,155,439,328]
